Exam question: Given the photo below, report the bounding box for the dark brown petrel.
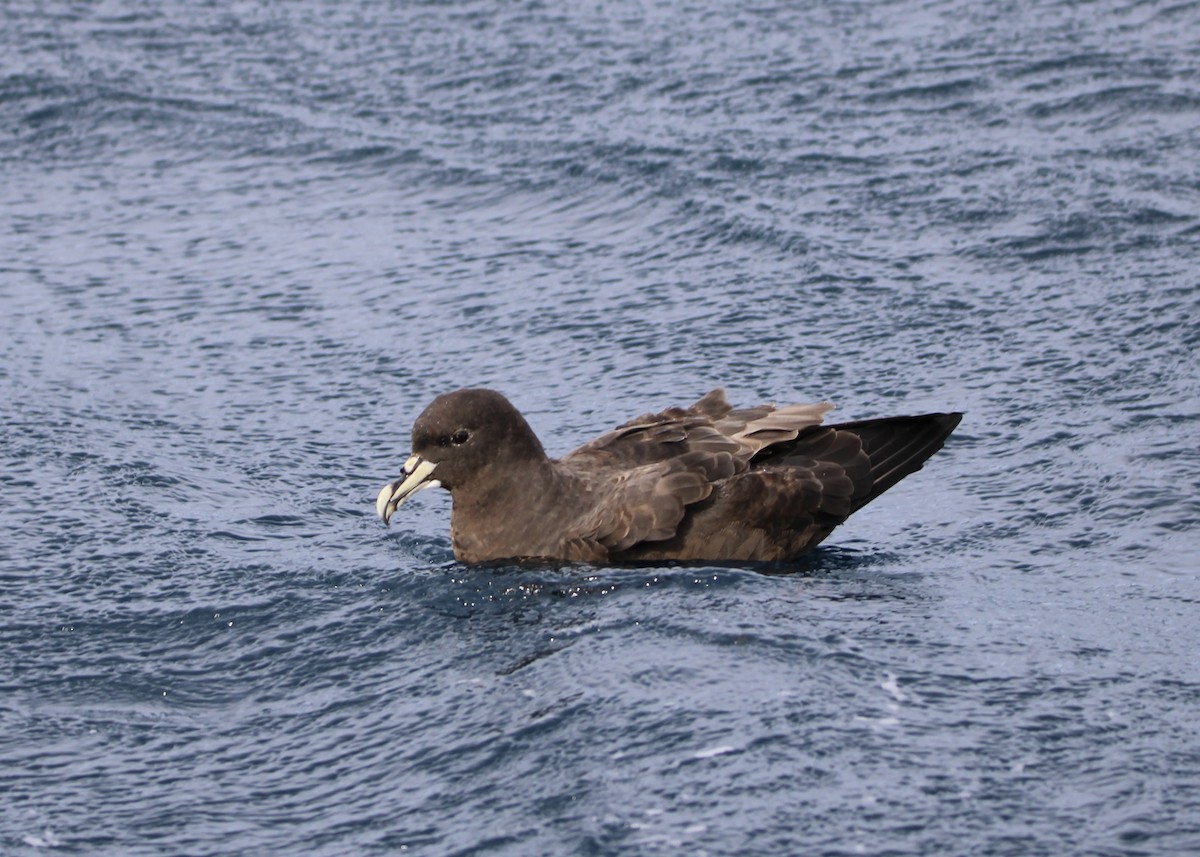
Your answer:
[375,388,962,564]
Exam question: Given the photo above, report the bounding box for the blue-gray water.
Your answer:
[3,0,1199,854]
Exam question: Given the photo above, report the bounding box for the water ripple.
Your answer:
[3,0,1200,854]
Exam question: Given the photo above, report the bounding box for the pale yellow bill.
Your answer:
[375,456,440,524]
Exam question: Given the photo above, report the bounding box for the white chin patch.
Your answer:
[375,457,440,524]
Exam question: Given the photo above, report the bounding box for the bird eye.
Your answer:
[450,429,470,446]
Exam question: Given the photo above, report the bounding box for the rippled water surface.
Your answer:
[3,0,1199,854]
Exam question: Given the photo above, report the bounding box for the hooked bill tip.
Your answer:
[375,480,399,523]
[375,457,440,525]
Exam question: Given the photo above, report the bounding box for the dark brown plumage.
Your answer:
[375,388,962,564]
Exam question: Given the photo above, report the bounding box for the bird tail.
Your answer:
[827,413,963,512]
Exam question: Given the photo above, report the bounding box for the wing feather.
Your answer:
[556,390,839,555]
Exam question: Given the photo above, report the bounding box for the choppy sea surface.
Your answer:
[3,1,1199,854]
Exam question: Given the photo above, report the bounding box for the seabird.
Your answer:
[375,388,962,564]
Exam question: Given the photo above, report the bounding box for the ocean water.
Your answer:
[3,0,1199,854]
